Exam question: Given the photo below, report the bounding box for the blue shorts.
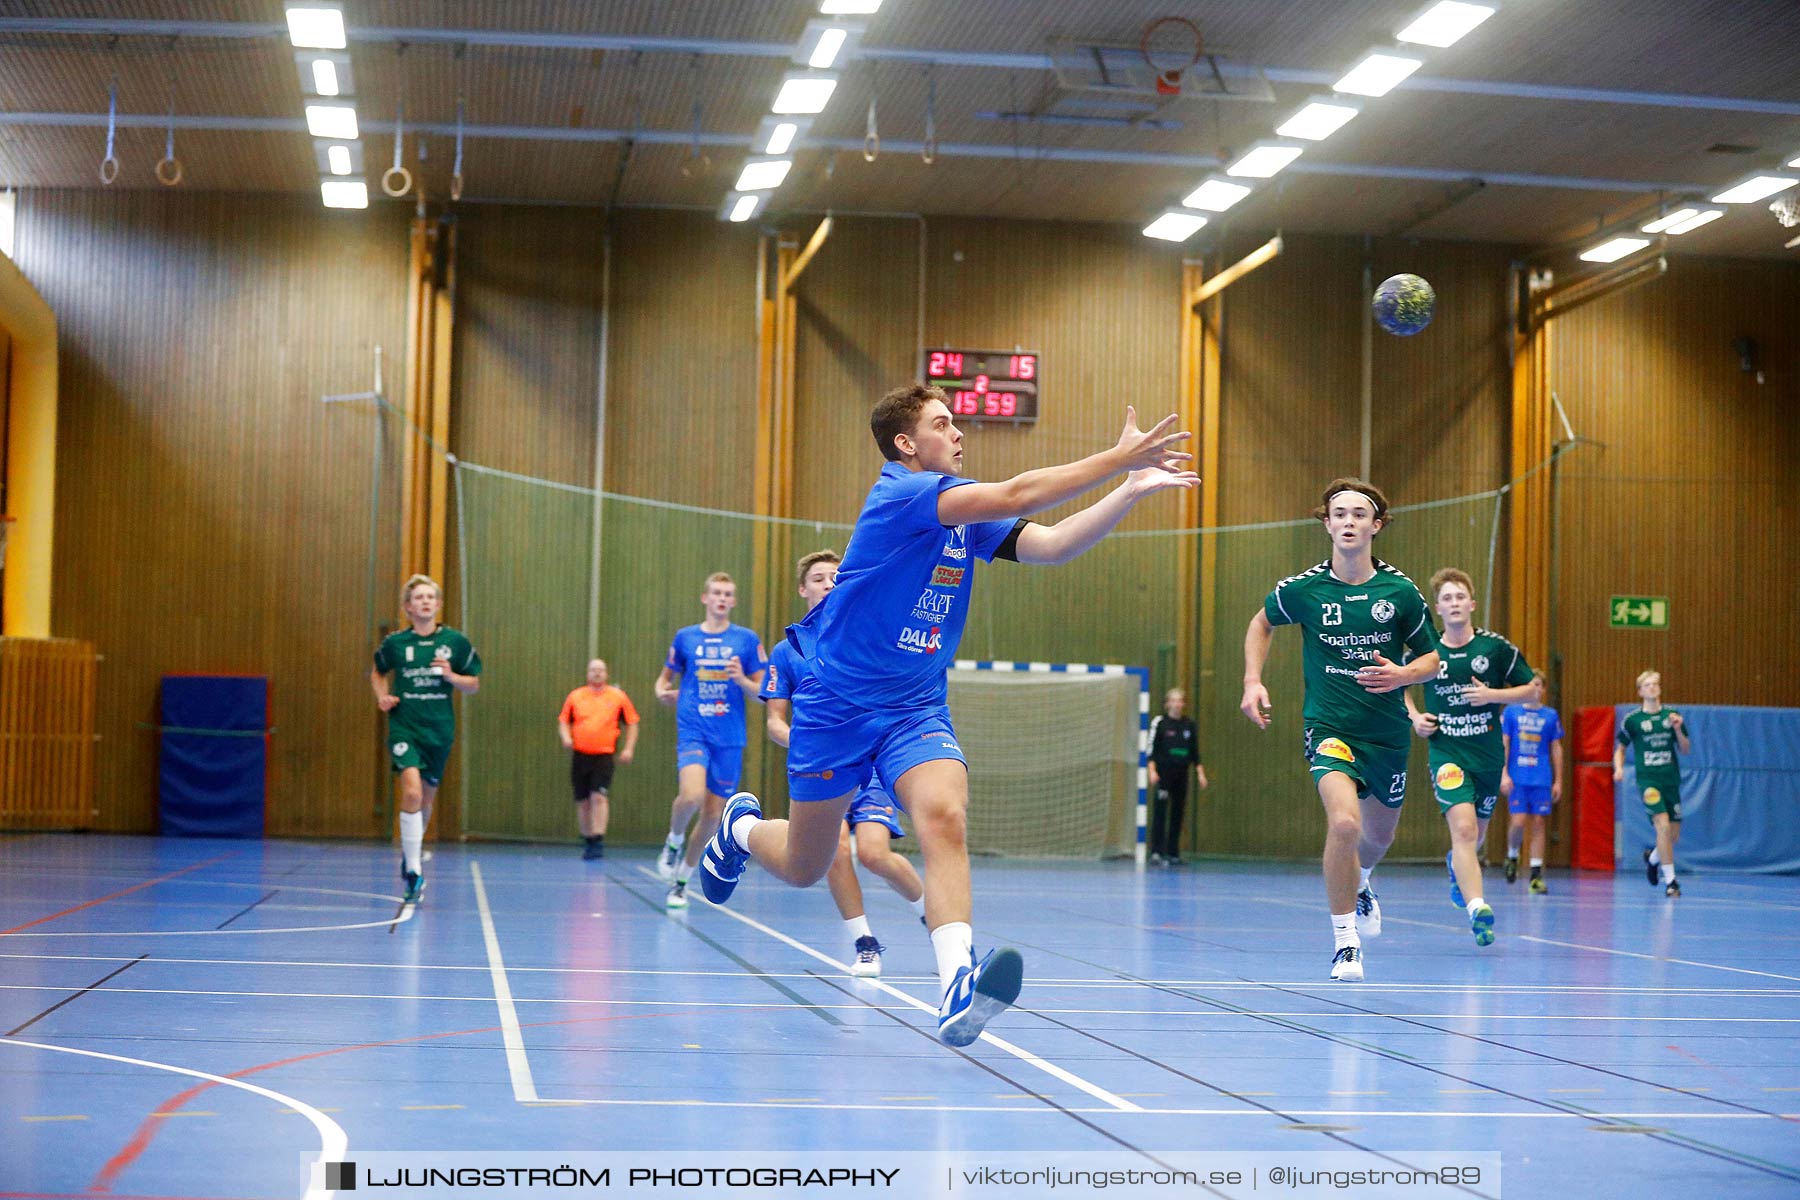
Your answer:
[847,784,906,840]
[1508,782,1554,816]
[787,679,966,803]
[676,740,744,799]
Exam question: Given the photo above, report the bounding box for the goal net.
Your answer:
[942,662,1147,860]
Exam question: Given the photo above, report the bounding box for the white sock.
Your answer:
[1331,912,1359,951]
[1660,863,1675,884]
[664,831,684,851]
[910,896,926,916]
[399,811,424,874]
[1358,866,1373,890]
[675,862,693,884]
[1466,897,1487,915]
[845,914,872,940]
[1507,829,1523,855]
[1648,848,1661,865]
[930,922,974,994]
[1529,857,1543,869]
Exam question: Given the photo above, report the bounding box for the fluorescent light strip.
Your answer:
[820,0,881,12]
[1334,50,1424,97]
[765,122,799,155]
[326,144,353,175]
[1397,2,1496,48]
[773,74,838,115]
[1143,212,1208,242]
[1277,98,1360,142]
[809,28,848,69]
[1712,175,1797,204]
[320,179,367,209]
[311,59,340,97]
[1181,178,1252,212]
[735,158,793,191]
[1640,208,1698,234]
[730,195,760,222]
[1579,236,1650,263]
[285,5,346,50]
[1665,208,1723,235]
[304,103,358,140]
[1227,143,1303,178]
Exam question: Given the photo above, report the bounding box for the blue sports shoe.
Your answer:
[1469,901,1495,947]
[1446,849,1465,908]
[936,947,1024,1047]
[699,792,762,904]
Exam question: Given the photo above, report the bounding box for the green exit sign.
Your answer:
[1609,596,1669,630]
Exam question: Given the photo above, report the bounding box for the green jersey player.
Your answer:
[1404,568,1535,948]
[1242,478,1440,982]
[370,574,482,903]
[1615,669,1691,897]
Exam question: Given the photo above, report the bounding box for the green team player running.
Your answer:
[1241,478,1440,982]
[1403,568,1536,947]
[1616,669,1691,897]
[369,574,483,903]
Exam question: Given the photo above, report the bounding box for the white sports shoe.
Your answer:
[849,935,883,978]
[655,840,683,882]
[1330,945,1364,982]
[1354,887,1382,938]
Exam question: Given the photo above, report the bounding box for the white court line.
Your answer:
[1518,934,1800,983]
[470,860,537,1102]
[8,952,1794,996]
[631,867,1142,1113]
[0,913,416,937]
[527,1094,1799,1121]
[0,1037,347,1200]
[5,984,1795,1024]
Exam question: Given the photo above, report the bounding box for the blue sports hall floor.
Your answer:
[1,833,1796,1199]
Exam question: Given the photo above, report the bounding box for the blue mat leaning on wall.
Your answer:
[1615,704,1800,874]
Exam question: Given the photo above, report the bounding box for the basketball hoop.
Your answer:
[1141,16,1204,97]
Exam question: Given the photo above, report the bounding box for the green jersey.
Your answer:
[1420,627,1533,776]
[373,625,482,746]
[1263,560,1435,747]
[1617,707,1684,786]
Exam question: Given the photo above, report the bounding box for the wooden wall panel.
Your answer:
[15,189,410,836]
[1551,255,1800,715]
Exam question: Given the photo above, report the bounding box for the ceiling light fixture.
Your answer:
[1665,208,1724,234]
[284,3,346,50]
[1579,236,1650,263]
[773,72,839,115]
[721,192,768,222]
[1333,48,1425,97]
[1276,96,1361,142]
[735,157,794,192]
[1712,174,1798,204]
[819,0,882,13]
[320,178,368,209]
[1181,177,1253,212]
[1227,141,1304,178]
[1143,211,1209,242]
[304,102,358,140]
[1396,2,1497,48]
[1639,207,1699,234]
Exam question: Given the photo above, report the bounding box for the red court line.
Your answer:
[0,854,240,937]
[89,1010,681,1195]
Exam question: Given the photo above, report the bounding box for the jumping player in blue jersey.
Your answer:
[652,572,766,910]
[763,549,926,978]
[699,382,1195,1045]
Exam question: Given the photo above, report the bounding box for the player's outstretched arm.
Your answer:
[939,407,1191,527]
[1012,467,1198,565]
[1240,611,1275,729]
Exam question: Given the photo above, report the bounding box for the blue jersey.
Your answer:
[760,638,807,704]
[796,462,1016,710]
[665,623,767,747]
[1501,703,1563,786]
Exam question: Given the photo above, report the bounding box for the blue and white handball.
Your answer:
[1372,273,1436,337]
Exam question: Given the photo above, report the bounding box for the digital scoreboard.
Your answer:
[922,348,1040,424]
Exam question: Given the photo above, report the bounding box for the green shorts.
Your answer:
[1430,753,1500,821]
[389,735,453,788]
[1305,726,1409,809]
[1640,779,1682,822]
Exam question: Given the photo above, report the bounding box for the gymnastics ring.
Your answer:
[863,133,879,163]
[449,172,464,202]
[99,155,120,185]
[381,165,413,198]
[155,156,184,186]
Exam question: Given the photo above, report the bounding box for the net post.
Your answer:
[1126,666,1150,869]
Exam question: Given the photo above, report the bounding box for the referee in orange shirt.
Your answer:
[559,658,640,859]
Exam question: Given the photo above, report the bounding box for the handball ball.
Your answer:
[1372,273,1436,336]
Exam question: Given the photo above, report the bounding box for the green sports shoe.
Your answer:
[1469,902,1495,947]
[1503,856,1518,883]
[1529,873,1547,894]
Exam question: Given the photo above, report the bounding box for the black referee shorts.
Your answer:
[571,751,616,801]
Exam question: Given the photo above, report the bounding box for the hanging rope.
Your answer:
[99,78,120,184]
[922,67,937,165]
[863,84,879,162]
[382,44,413,197]
[450,95,465,201]
[155,58,183,186]
[680,55,709,179]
